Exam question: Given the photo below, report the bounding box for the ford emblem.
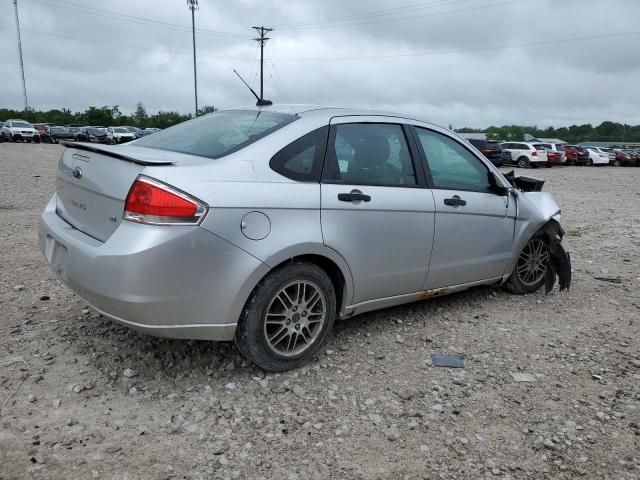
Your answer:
[72,167,82,179]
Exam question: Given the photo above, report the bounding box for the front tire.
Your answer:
[612,159,622,167]
[235,261,336,372]
[504,236,549,294]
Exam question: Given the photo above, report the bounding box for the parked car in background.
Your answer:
[134,128,161,139]
[33,123,49,143]
[44,126,75,143]
[1,119,37,142]
[529,142,566,165]
[584,147,609,166]
[563,145,589,165]
[39,105,571,371]
[106,126,136,144]
[76,127,109,144]
[501,142,548,168]
[529,143,559,167]
[620,149,640,166]
[466,139,505,167]
[65,126,81,139]
[611,149,638,167]
[598,147,617,163]
[122,126,141,134]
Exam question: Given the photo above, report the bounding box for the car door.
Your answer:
[413,126,516,289]
[320,117,435,305]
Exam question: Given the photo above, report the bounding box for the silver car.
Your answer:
[39,105,571,371]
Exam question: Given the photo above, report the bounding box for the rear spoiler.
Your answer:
[60,142,174,166]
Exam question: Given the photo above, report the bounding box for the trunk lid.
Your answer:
[55,144,176,242]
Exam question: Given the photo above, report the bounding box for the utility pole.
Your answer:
[187,0,198,116]
[252,26,273,102]
[14,0,28,109]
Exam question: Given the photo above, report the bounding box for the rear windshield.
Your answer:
[135,110,296,159]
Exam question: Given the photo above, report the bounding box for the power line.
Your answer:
[273,0,475,28]
[269,30,640,61]
[2,24,637,64]
[23,0,251,39]
[0,24,254,61]
[277,0,527,31]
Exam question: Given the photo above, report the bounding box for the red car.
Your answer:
[563,145,589,165]
[612,149,639,167]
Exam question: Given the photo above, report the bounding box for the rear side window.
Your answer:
[323,123,417,187]
[270,127,329,182]
[135,110,296,159]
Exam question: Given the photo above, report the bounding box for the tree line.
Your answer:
[0,103,217,130]
[456,121,640,144]
[2,104,639,143]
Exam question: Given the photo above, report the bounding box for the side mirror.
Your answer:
[488,171,509,196]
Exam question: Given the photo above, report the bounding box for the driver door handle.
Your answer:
[444,195,466,207]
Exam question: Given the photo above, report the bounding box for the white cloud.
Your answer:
[1,0,639,127]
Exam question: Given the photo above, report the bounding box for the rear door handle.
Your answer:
[338,190,371,203]
[444,195,466,207]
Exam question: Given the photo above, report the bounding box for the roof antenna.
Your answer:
[233,69,272,107]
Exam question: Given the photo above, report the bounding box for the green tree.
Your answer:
[197,105,217,117]
[133,102,148,128]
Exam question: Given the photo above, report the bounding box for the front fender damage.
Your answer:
[541,220,572,294]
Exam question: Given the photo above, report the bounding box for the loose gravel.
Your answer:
[1,143,639,479]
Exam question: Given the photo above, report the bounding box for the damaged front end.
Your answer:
[503,171,572,294]
[540,220,572,294]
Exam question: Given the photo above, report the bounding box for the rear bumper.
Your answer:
[39,195,270,341]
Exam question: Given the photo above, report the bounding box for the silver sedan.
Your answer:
[39,105,571,371]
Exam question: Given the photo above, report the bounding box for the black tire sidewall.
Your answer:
[235,262,336,372]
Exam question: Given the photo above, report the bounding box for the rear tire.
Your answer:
[517,157,529,168]
[586,159,593,166]
[235,261,336,372]
[612,159,622,167]
[504,236,549,295]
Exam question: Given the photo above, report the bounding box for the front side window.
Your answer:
[323,123,416,186]
[415,128,491,193]
[135,110,296,160]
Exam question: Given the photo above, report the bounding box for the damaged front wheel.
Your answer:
[505,236,549,294]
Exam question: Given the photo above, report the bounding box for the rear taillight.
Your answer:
[124,176,207,225]
[481,148,493,153]
[532,150,538,156]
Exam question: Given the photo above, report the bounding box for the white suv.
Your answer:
[1,119,36,142]
[501,142,548,168]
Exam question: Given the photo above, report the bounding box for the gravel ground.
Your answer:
[1,143,639,480]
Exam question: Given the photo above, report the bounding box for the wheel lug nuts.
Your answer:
[286,319,291,325]
[301,311,307,317]
[292,306,297,312]
[295,324,300,330]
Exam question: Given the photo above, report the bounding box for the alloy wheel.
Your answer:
[264,280,327,357]
[516,239,549,287]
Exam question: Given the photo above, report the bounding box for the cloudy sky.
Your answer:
[0,0,639,128]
